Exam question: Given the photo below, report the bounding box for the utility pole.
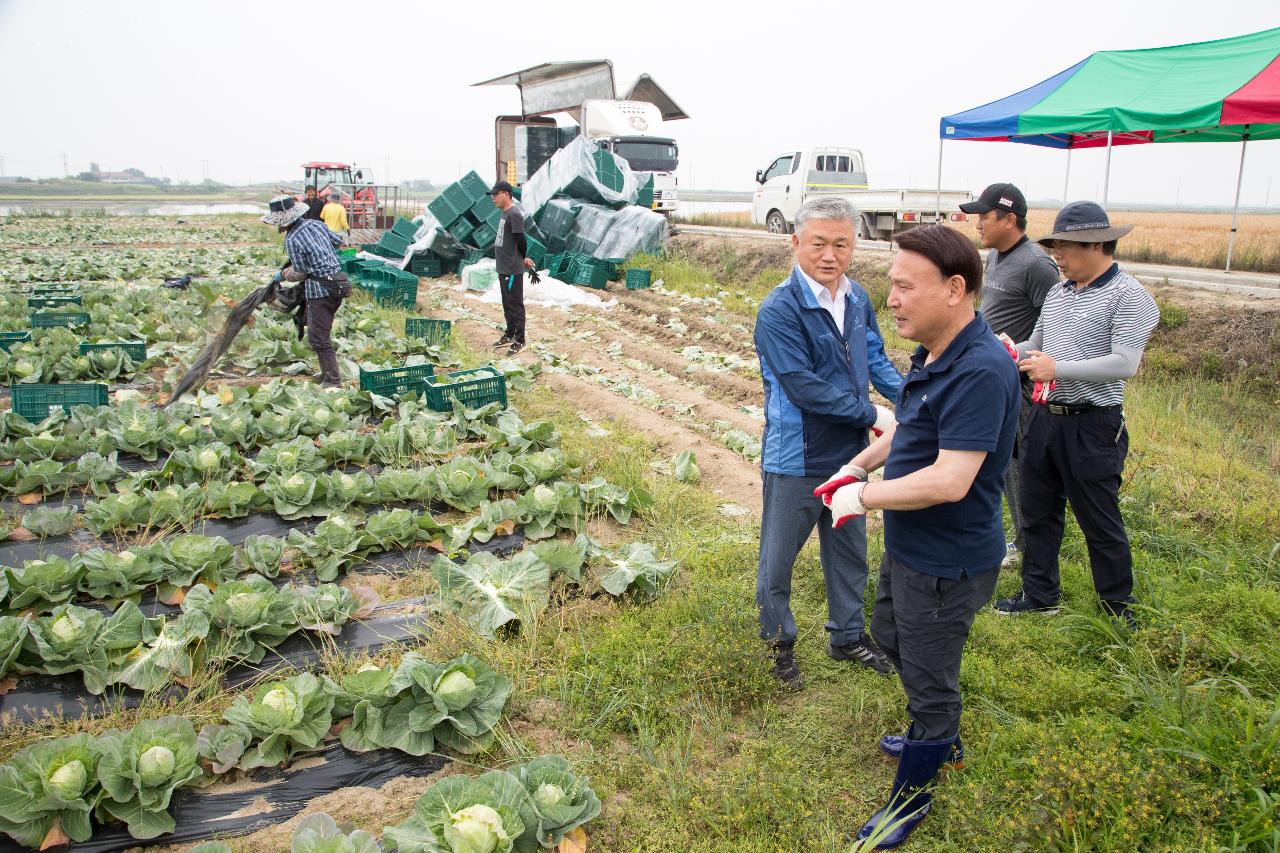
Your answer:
[62,154,69,177]
[384,155,391,184]
[1175,178,1181,207]
[0,154,6,177]
[202,159,209,182]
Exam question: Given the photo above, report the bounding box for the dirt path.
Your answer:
[441,302,765,516]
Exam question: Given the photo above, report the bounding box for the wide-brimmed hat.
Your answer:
[261,195,308,227]
[1037,201,1134,245]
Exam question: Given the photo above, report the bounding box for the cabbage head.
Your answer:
[96,715,201,839]
[382,769,537,853]
[0,733,101,848]
[221,672,335,769]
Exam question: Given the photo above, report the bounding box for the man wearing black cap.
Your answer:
[959,184,1060,570]
[995,201,1159,628]
[490,181,535,356]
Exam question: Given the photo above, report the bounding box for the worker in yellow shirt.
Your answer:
[321,192,349,235]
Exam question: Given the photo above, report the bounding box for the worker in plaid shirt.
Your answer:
[262,195,351,387]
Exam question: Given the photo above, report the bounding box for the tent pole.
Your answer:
[1102,130,1113,207]
[1063,146,1072,203]
[935,137,943,222]
[1226,127,1250,273]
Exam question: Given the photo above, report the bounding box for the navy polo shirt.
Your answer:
[883,314,1020,578]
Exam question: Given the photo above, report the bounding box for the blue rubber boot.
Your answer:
[879,730,964,769]
[856,735,954,849]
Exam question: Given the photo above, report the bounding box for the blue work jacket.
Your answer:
[754,267,904,478]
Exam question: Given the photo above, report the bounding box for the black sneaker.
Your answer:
[770,644,803,690]
[828,636,893,675]
[492,335,513,349]
[506,340,526,355]
[994,591,1060,616]
[1101,599,1138,630]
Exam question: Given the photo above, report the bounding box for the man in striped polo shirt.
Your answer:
[995,202,1159,627]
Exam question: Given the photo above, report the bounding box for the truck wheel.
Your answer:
[766,211,790,234]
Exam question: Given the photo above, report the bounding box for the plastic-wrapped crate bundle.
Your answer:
[592,205,668,260]
[533,199,579,254]
[563,203,617,256]
[519,136,639,217]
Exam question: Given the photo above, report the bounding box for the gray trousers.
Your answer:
[756,471,869,648]
[1002,393,1033,551]
[870,553,998,740]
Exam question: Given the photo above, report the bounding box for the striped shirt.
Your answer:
[1027,264,1159,407]
[284,219,344,299]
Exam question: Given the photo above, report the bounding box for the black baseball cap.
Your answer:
[959,182,1027,216]
[488,181,515,196]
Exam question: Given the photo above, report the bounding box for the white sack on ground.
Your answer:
[454,273,616,309]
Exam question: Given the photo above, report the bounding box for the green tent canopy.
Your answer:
[938,26,1280,270]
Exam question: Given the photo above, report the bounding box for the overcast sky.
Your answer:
[2,0,1278,208]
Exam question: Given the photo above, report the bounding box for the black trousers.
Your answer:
[499,273,525,343]
[306,293,343,383]
[870,553,998,740]
[1018,404,1133,605]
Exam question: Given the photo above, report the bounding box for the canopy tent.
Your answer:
[938,26,1280,271]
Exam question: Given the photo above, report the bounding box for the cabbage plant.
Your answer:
[18,601,159,694]
[221,672,335,769]
[596,542,678,602]
[77,546,166,601]
[382,769,538,853]
[432,458,497,511]
[157,533,235,587]
[292,812,381,853]
[263,471,329,520]
[195,722,252,774]
[4,556,82,610]
[0,733,102,848]
[288,582,377,635]
[0,613,30,678]
[431,552,550,639]
[182,574,298,664]
[96,715,202,839]
[512,755,602,847]
[234,533,285,578]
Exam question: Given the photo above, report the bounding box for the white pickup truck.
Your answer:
[751,146,972,239]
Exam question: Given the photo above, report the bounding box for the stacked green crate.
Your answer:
[637,174,655,208]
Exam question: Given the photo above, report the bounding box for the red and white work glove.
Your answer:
[996,332,1019,363]
[828,481,868,529]
[1031,379,1057,405]
[871,404,896,438]
[812,464,868,502]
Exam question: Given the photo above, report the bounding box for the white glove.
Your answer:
[813,464,868,503]
[829,482,868,529]
[871,405,896,438]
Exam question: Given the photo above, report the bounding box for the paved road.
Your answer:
[675,224,1280,300]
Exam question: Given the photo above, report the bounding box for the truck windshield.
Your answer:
[613,140,678,173]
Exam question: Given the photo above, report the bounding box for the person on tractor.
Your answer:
[321,191,349,236]
[303,185,325,221]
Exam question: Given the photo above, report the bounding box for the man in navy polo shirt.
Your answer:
[814,224,1019,849]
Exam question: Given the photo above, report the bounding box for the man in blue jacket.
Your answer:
[753,196,903,688]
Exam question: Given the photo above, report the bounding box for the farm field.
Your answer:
[674,208,1280,274]
[0,211,1277,852]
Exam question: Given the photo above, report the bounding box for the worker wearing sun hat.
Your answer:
[995,201,1159,629]
[261,195,351,387]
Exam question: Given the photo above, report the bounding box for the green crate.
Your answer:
[446,215,478,244]
[468,196,500,227]
[404,317,452,347]
[80,341,147,361]
[30,285,81,296]
[525,236,547,269]
[569,258,610,289]
[390,217,418,241]
[460,249,485,269]
[31,311,90,329]
[458,171,491,204]
[470,222,497,249]
[625,268,652,290]
[28,295,83,309]
[339,247,357,258]
[427,193,465,227]
[358,362,436,397]
[410,256,443,277]
[0,332,31,352]
[11,383,109,421]
[376,231,412,256]
[423,366,507,412]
